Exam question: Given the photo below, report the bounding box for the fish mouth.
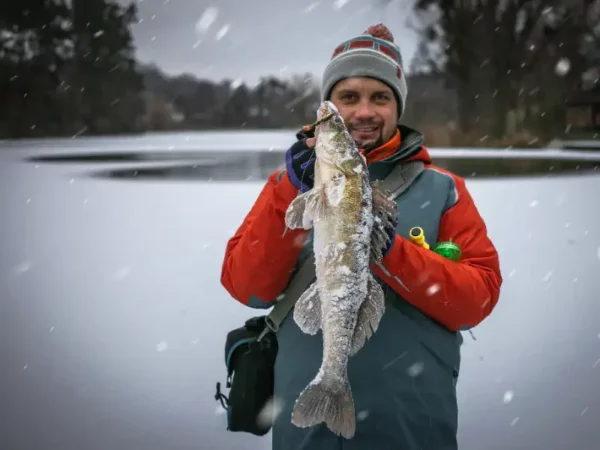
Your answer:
[317,100,339,120]
[302,113,335,135]
[303,102,339,134]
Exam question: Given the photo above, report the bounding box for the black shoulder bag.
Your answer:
[214,160,425,436]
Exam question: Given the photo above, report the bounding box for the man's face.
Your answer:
[330,77,398,151]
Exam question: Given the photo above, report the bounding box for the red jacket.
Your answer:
[220,130,502,331]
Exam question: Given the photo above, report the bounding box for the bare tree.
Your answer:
[413,0,600,139]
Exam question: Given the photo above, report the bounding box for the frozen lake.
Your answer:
[1,130,600,450]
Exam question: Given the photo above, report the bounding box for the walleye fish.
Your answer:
[284,100,398,439]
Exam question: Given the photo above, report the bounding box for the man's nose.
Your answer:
[353,101,376,119]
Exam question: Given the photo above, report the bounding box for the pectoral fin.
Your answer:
[293,281,322,335]
[350,274,385,356]
[285,187,328,230]
[369,182,398,263]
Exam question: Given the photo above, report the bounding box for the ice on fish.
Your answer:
[284,100,397,439]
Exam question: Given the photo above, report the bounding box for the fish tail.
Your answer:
[291,372,356,439]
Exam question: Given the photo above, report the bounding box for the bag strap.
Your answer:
[382,160,425,199]
[256,160,425,341]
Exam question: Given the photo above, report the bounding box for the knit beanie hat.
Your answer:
[321,24,408,119]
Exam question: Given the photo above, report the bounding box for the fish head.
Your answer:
[315,101,346,135]
[314,101,365,175]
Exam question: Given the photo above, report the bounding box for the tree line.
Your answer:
[411,0,600,144]
[1,0,598,146]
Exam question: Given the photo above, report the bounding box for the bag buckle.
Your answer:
[256,316,278,342]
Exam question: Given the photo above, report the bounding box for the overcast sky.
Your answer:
[122,0,419,83]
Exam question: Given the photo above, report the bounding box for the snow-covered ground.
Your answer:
[1,132,599,450]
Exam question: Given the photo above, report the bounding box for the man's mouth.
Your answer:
[351,126,380,141]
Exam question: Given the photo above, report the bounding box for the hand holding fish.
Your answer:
[284,135,316,193]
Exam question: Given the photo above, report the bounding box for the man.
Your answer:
[220,23,502,450]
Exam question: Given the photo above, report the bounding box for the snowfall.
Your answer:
[1,130,599,450]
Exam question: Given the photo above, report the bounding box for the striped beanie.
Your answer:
[321,24,408,119]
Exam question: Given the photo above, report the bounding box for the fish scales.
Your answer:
[315,171,371,367]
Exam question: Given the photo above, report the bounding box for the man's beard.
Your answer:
[352,134,384,152]
[359,136,384,152]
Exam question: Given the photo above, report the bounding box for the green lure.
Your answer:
[433,241,462,262]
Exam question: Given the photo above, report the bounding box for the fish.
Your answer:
[283,100,398,439]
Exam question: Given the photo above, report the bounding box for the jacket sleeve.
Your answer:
[372,172,502,331]
[220,169,310,308]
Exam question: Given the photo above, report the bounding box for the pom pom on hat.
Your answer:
[364,24,394,43]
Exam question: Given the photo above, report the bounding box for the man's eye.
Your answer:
[373,94,391,102]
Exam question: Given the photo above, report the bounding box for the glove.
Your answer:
[370,211,398,262]
[370,200,398,260]
[285,129,316,192]
[372,182,399,259]
[383,217,398,257]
